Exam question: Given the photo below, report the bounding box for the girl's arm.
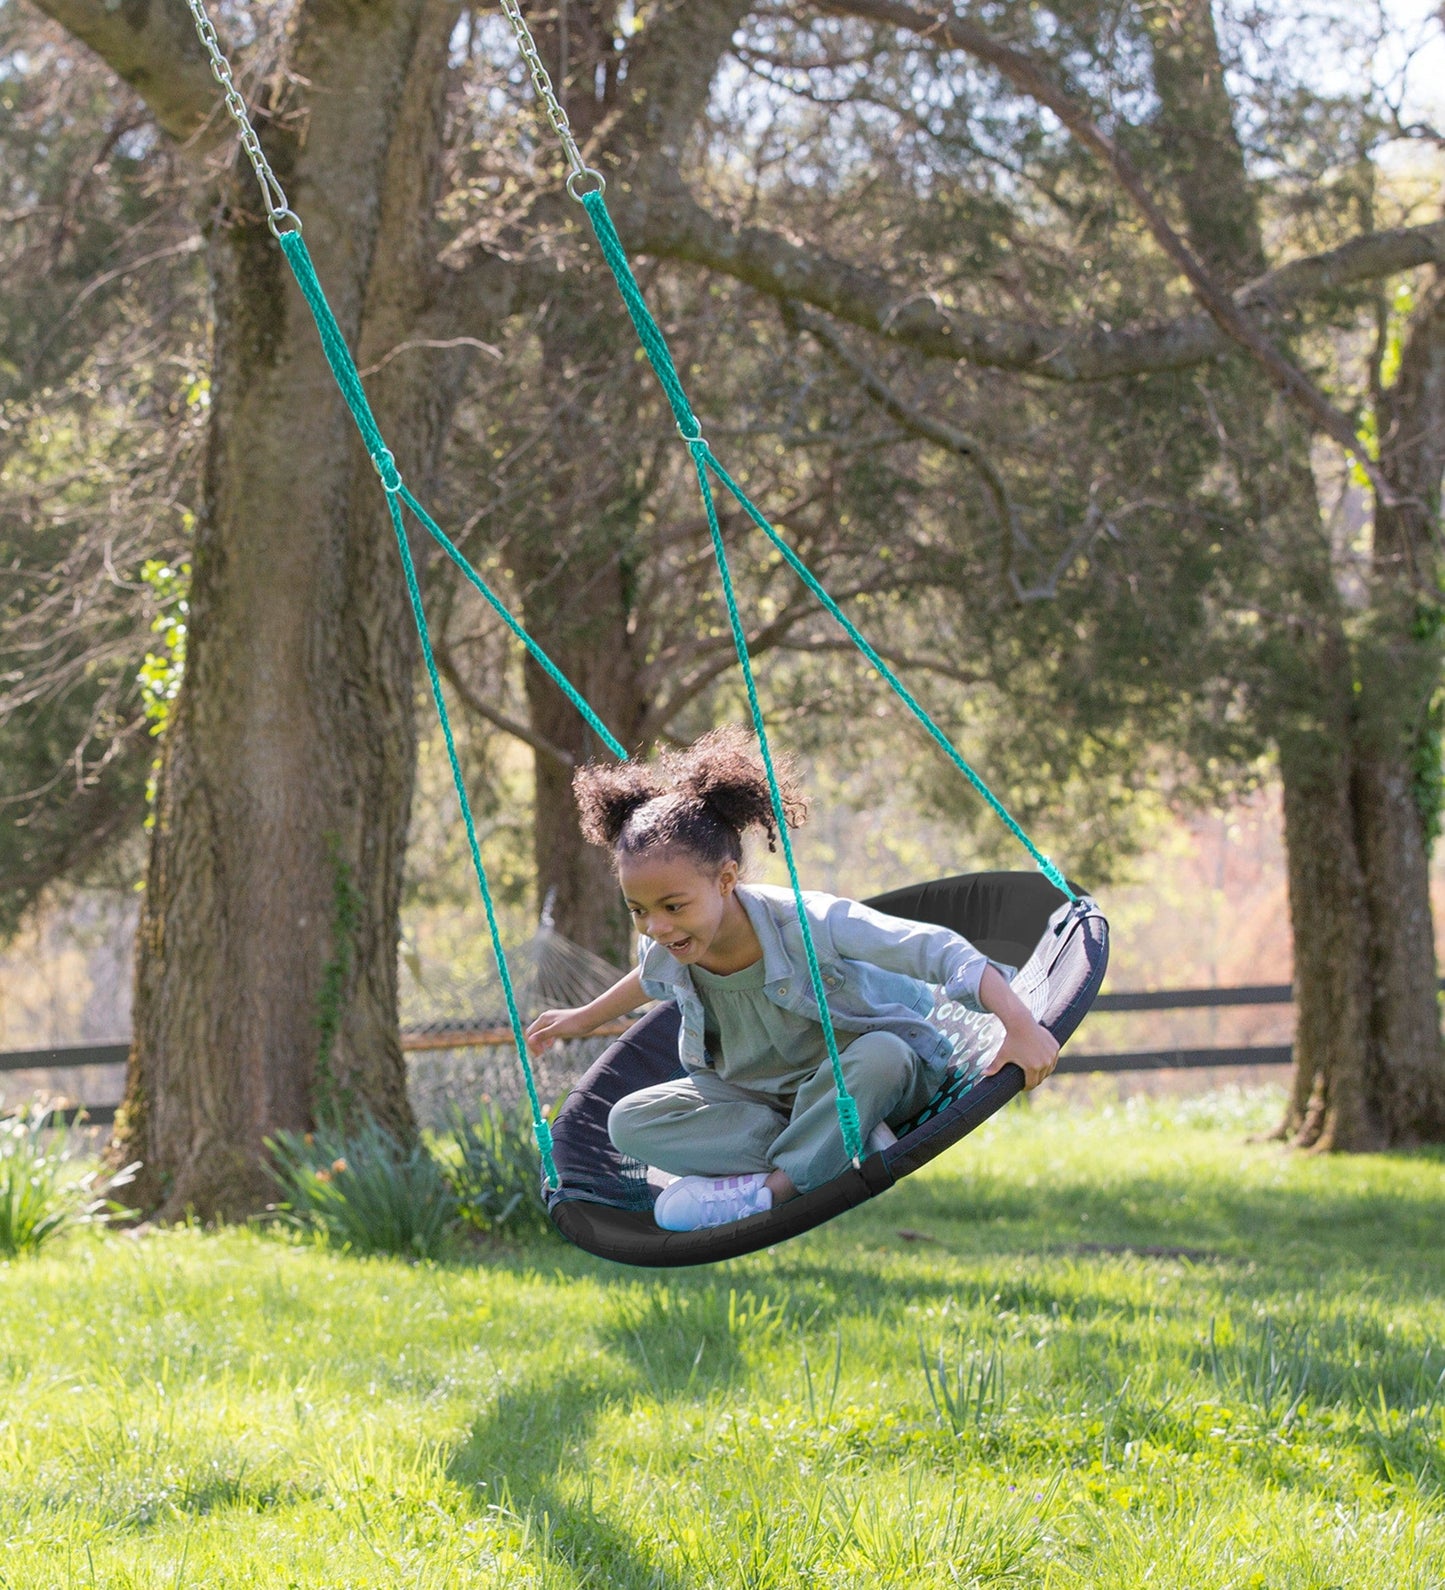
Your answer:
[822,895,1006,1009]
[524,967,647,1053]
[978,965,1059,1089]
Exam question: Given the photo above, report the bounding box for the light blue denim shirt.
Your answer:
[636,883,1015,1076]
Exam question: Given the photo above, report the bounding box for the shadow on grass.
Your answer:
[447,1364,687,1590]
[457,1127,1445,1365]
[591,1283,774,1397]
[835,1149,1445,1281]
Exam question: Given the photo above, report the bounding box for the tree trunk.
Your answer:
[512,285,652,965]
[1350,728,1444,1142]
[118,0,467,1216]
[1276,682,1375,1148]
[1347,282,1445,1142]
[1148,0,1445,1147]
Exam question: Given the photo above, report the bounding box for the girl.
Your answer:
[525,727,1059,1232]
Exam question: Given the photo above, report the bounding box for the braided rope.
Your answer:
[689,444,863,1162]
[272,235,617,1183]
[577,192,1074,900]
[386,489,557,1185]
[278,232,625,760]
[181,0,591,1188]
[575,194,865,1158]
[699,448,1073,900]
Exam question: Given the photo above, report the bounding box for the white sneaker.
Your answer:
[653,1173,773,1231]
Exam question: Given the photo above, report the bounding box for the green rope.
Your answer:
[581,194,701,441]
[699,449,1072,900]
[690,444,862,1163]
[580,192,861,1160]
[395,483,626,760]
[386,488,557,1185]
[578,190,1074,903]
[274,227,612,1184]
[277,230,625,761]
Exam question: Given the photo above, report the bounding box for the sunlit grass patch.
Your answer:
[0,1088,1440,1585]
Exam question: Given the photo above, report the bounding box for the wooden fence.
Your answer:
[0,983,1297,1126]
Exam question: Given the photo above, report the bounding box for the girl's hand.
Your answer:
[525,1007,595,1053]
[984,1016,1060,1091]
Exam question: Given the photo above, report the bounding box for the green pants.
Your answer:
[607,1030,941,1193]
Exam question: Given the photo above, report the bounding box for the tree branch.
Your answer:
[432,641,575,772]
[608,0,756,168]
[775,635,986,686]
[29,0,230,147]
[815,0,1394,494]
[638,592,820,738]
[791,302,1124,599]
[634,177,1445,383]
[787,301,1028,586]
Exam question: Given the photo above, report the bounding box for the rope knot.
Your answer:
[834,1091,862,1162]
[371,448,402,494]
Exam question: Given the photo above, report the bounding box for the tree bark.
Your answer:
[1276,656,1377,1148]
[1348,282,1445,1142]
[493,1,755,963]
[1143,0,1371,1146]
[115,0,474,1215]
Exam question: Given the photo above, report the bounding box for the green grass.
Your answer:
[0,1086,1442,1587]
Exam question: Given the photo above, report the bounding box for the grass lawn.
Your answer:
[1,1087,1442,1587]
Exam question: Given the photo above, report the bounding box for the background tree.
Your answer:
[624,0,1445,1146]
[9,0,1444,1216]
[0,11,201,936]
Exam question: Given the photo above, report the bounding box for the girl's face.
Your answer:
[618,850,740,964]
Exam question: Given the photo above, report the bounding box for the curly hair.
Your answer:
[573,725,808,870]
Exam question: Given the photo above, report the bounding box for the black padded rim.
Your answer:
[548,1063,1027,1267]
[547,874,1108,1267]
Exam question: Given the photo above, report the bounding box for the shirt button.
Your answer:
[778,984,789,996]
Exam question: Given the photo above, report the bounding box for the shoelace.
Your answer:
[700,1177,763,1204]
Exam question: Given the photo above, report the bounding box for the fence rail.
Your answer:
[2,982,1304,1127]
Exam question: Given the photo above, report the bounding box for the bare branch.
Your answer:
[1009,496,1111,603]
[815,0,1394,494]
[775,635,986,686]
[787,301,1029,590]
[432,641,575,772]
[636,179,1445,384]
[357,335,503,378]
[1241,225,1445,313]
[638,592,820,738]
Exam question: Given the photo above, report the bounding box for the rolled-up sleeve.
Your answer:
[823,896,1015,1012]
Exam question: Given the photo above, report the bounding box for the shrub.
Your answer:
[265,1116,457,1259]
[0,1104,138,1259]
[437,1101,551,1240]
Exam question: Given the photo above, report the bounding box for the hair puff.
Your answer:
[573,759,668,848]
[572,724,808,868]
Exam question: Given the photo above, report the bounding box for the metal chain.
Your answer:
[497,0,606,200]
[183,0,301,237]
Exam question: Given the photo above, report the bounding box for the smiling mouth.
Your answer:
[664,937,693,954]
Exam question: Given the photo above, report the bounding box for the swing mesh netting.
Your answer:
[399,902,642,1128]
[400,901,1054,1134]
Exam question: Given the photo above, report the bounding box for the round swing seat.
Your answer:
[544,870,1109,1267]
